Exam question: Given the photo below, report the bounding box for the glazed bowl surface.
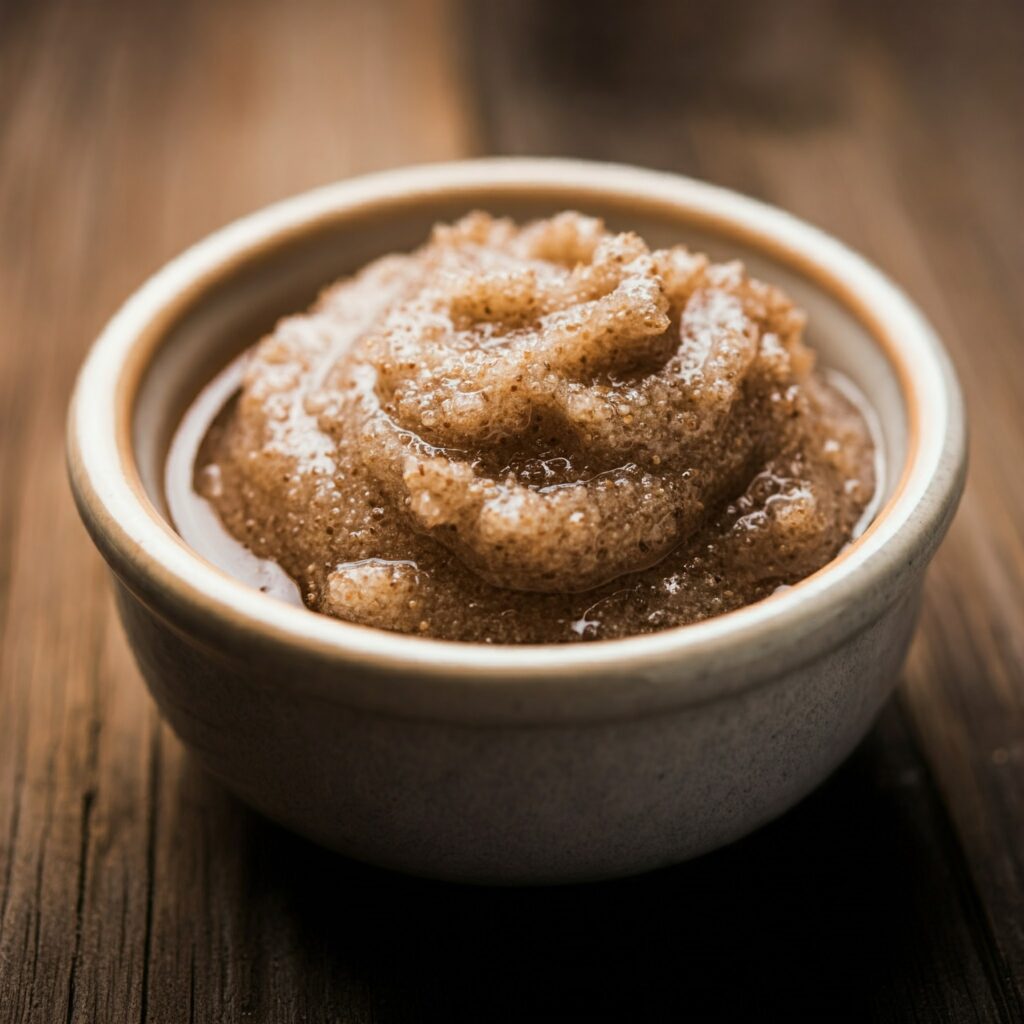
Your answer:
[68,158,966,883]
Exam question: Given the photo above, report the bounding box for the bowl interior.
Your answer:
[134,190,907,531]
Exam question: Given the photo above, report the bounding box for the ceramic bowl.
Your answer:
[67,159,966,884]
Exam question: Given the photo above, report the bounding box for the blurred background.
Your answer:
[1,0,1022,1020]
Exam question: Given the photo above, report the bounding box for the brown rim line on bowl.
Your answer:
[68,158,965,725]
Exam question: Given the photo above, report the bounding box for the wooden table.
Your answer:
[1,0,1021,1019]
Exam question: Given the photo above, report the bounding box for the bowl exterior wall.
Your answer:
[114,578,920,884]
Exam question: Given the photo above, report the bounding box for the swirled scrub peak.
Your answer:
[179,212,878,643]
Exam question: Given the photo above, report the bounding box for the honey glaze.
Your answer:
[167,212,881,643]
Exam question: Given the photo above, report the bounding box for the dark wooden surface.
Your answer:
[1,0,1022,1019]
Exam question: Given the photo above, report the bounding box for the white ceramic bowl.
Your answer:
[67,159,966,884]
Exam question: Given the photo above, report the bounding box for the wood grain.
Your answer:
[1,0,1022,1020]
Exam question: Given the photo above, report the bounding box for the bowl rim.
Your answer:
[67,157,966,703]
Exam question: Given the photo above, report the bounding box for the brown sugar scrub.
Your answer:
[168,212,880,643]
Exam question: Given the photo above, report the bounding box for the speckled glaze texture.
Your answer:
[68,160,966,884]
[116,582,920,883]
